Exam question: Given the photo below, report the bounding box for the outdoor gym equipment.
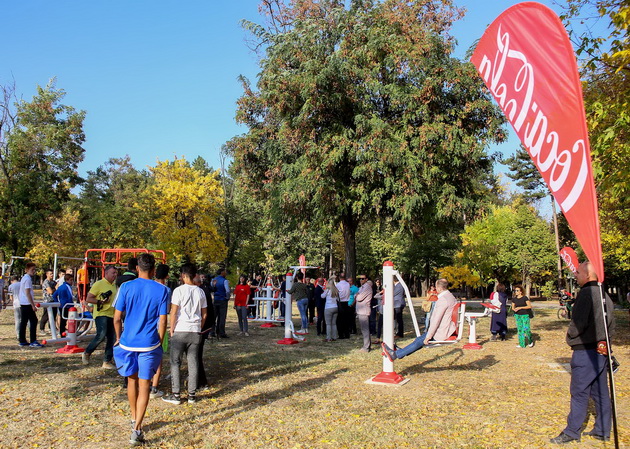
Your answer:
[54,307,85,354]
[462,302,498,350]
[40,300,94,345]
[252,276,281,327]
[277,265,319,345]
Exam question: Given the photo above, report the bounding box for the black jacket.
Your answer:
[566,281,615,350]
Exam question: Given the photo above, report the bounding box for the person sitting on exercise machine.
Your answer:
[382,278,457,361]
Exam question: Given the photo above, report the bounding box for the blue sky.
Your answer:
[1,0,561,178]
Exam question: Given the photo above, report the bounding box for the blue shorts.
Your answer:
[114,345,163,380]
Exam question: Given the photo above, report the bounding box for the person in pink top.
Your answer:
[382,278,457,361]
[233,276,251,336]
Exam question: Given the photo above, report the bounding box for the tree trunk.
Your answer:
[342,214,357,279]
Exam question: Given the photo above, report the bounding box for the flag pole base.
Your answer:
[56,345,85,354]
[277,338,299,345]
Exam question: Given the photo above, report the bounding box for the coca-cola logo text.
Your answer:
[476,25,587,213]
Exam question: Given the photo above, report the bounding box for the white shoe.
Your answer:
[244,332,250,337]
[82,352,90,365]
[102,361,116,370]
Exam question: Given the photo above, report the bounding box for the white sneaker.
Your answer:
[82,352,90,365]
[244,332,250,337]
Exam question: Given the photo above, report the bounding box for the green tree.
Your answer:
[562,0,630,288]
[78,156,154,248]
[229,0,507,278]
[0,80,85,255]
[460,201,557,293]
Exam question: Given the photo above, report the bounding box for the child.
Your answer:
[162,263,207,405]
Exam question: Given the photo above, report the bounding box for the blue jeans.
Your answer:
[297,298,309,329]
[563,349,611,439]
[396,332,428,359]
[85,316,115,362]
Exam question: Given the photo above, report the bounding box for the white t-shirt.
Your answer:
[8,282,21,307]
[171,284,207,333]
[19,274,33,306]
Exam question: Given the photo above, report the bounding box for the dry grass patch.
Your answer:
[0,303,628,448]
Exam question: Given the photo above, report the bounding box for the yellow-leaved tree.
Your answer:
[145,158,227,264]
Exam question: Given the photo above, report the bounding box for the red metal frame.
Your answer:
[84,248,167,278]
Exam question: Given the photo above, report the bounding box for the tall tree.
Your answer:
[144,158,226,264]
[78,156,154,248]
[0,80,85,256]
[229,0,506,278]
[562,0,630,287]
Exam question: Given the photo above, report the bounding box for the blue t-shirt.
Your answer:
[115,278,169,351]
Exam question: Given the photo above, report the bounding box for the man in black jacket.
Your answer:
[551,261,615,444]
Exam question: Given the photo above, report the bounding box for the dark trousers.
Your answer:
[19,305,38,344]
[337,302,351,338]
[308,299,316,324]
[39,305,57,331]
[369,304,377,335]
[197,335,208,388]
[394,307,404,337]
[170,332,202,395]
[214,301,228,337]
[316,306,326,335]
[563,349,611,439]
[85,316,115,362]
[377,313,383,339]
[349,306,357,334]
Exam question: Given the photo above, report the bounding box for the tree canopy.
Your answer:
[229,0,506,278]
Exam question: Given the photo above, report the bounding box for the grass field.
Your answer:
[0,301,628,449]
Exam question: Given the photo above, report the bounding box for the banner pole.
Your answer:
[598,283,618,449]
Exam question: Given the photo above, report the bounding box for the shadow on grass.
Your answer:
[401,348,499,375]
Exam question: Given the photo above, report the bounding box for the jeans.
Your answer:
[297,298,309,329]
[563,349,611,439]
[19,305,38,344]
[358,315,371,350]
[425,302,435,330]
[214,301,228,337]
[280,297,286,317]
[170,332,202,395]
[369,303,377,335]
[324,307,338,340]
[396,332,428,359]
[236,306,249,332]
[85,316,115,362]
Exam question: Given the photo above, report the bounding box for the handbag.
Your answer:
[528,308,534,319]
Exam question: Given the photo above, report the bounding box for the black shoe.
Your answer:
[583,430,609,441]
[162,393,182,405]
[219,334,229,339]
[550,432,580,444]
[187,394,197,404]
[381,342,397,362]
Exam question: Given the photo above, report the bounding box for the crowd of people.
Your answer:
[2,257,617,445]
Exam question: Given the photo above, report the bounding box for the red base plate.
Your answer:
[56,345,85,354]
[463,343,483,350]
[277,338,299,345]
[260,323,278,328]
[371,371,406,384]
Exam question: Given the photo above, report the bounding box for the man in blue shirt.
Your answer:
[212,268,231,338]
[114,253,168,446]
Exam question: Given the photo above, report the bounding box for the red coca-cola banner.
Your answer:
[471,2,604,281]
[560,247,579,274]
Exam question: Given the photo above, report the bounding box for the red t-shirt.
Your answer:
[234,284,251,307]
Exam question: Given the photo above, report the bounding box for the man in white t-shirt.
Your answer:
[162,263,207,405]
[18,263,43,347]
[8,276,21,339]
